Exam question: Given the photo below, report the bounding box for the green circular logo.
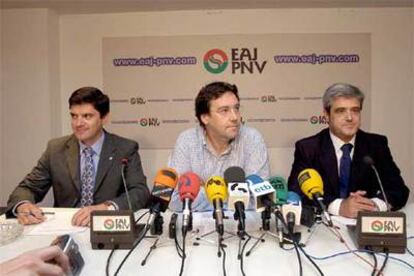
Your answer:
[371,220,383,232]
[203,49,228,74]
[104,219,115,230]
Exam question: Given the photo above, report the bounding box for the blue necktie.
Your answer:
[339,143,353,198]
[81,147,95,206]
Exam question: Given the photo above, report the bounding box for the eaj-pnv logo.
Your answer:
[371,220,383,232]
[104,219,115,230]
[203,49,228,74]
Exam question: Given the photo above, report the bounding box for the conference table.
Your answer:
[1,204,413,276]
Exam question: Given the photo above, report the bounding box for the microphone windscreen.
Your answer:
[178,172,202,201]
[224,166,245,183]
[298,168,324,200]
[286,191,301,204]
[363,155,374,166]
[205,176,228,204]
[154,168,178,189]
[246,174,264,185]
[268,175,288,204]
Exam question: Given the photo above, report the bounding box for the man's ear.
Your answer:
[323,109,330,123]
[200,113,209,126]
[102,113,110,125]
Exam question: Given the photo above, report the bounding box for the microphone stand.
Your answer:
[193,208,237,256]
[245,206,277,256]
[141,211,177,266]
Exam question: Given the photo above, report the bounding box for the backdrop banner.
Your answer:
[103,33,370,149]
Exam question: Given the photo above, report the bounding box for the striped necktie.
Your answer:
[80,147,95,206]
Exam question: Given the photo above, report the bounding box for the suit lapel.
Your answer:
[319,130,340,196]
[94,132,116,192]
[65,136,81,192]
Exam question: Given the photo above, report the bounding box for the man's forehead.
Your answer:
[209,92,239,108]
[70,103,98,113]
[331,96,361,107]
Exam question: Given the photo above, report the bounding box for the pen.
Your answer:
[17,211,55,216]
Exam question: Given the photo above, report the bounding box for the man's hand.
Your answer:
[339,190,378,218]
[16,203,46,225]
[71,203,108,226]
[0,245,70,276]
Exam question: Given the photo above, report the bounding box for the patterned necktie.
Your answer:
[81,147,95,206]
[339,143,353,198]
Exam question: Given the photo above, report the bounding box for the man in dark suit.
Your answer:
[288,83,409,218]
[7,87,150,226]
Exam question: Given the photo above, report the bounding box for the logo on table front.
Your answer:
[103,218,131,231]
[104,219,115,230]
[370,219,401,233]
[203,49,228,74]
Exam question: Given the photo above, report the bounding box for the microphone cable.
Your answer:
[327,223,384,275]
[105,210,149,276]
[178,232,186,276]
[376,249,389,276]
[219,241,228,276]
[113,211,152,276]
[274,211,303,276]
[105,245,118,276]
[366,246,378,276]
[239,233,252,276]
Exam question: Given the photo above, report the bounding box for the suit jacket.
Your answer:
[288,128,409,211]
[7,131,150,216]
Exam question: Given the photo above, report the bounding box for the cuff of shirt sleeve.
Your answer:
[12,200,31,216]
[371,197,387,211]
[104,201,118,211]
[327,199,343,216]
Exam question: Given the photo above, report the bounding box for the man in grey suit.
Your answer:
[7,87,150,226]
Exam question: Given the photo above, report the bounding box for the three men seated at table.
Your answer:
[6,82,410,228]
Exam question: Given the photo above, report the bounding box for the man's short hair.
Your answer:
[69,87,110,118]
[195,81,239,127]
[323,83,365,113]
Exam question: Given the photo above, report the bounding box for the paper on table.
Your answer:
[26,210,88,235]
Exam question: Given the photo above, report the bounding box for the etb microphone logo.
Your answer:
[252,182,273,193]
[370,219,401,233]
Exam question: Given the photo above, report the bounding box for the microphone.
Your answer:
[268,175,288,205]
[147,168,179,229]
[205,176,228,236]
[298,168,333,227]
[246,174,275,212]
[178,172,202,235]
[281,191,302,227]
[347,156,407,254]
[224,166,249,235]
[121,158,132,210]
[363,156,390,210]
[90,158,138,249]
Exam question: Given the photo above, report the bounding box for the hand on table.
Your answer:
[71,203,108,227]
[16,203,46,225]
[339,190,378,218]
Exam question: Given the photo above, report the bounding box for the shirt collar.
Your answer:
[79,131,105,157]
[329,130,355,153]
[198,125,239,156]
